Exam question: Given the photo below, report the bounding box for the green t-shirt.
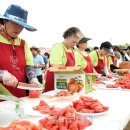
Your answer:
[90,51,103,67]
[50,42,80,66]
[75,50,88,69]
[108,56,113,65]
[0,35,33,65]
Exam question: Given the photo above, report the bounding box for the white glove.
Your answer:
[103,66,109,76]
[31,78,43,89]
[0,70,18,87]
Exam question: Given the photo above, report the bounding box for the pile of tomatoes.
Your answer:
[39,106,92,130]
[33,100,55,114]
[73,96,109,113]
[0,120,38,130]
[106,74,130,89]
[0,106,92,130]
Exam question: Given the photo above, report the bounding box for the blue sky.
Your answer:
[0,0,130,48]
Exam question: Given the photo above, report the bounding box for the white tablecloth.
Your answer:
[0,89,130,130]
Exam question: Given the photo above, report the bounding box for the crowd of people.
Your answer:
[0,4,130,97]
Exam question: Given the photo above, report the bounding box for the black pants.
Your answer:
[37,75,44,93]
[37,75,43,84]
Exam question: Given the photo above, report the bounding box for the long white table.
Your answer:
[87,89,130,130]
[0,89,130,130]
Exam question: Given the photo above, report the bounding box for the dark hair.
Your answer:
[44,52,50,59]
[93,46,99,50]
[127,46,130,50]
[100,41,113,50]
[30,47,40,53]
[85,48,90,52]
[0,19,9,25]
[120,49,126,56]
[63,27,81,39]
[113,45,120,52]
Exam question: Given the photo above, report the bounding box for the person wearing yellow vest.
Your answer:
[44,27,83,92]
[90,41,113,77]
[103,54,114,76]
[75,37,98,74]
[0,4,42,97]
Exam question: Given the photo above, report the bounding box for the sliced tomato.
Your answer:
[5,120,38,130]
[39,117,48,127]
[50,125,59,130]
[68,122,79,130]
[29,90,41,98]
[0,128,8,130]
[59,108,67,117]
[49,108,61,118]
[38,105,51,114]
[32,106,38,111]
[39,100,48,106]
[78,122,91,129]
[102,106,109,111]
[43,120,54,129]
[59,125,68,130]
[83,121,92,128]
[107,75,112,78]
[77,84,83,92]
[73,100,78,108]
[80,109,94,113]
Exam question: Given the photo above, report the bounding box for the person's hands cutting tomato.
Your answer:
[0,70,18,87]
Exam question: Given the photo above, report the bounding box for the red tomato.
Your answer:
[32,106,38,110]
[102,106,109,111]
[73,100,78,108]
[107,75,112,78]
[83,121,92,128]
[43,119,54,129]
[6,120,38,130]
[67,83,79,93]
[39,100,48,106]
[93,106,104,113]
[50,125,59,130]
[49,108,61,118]
[59,108,67,117]
[0,128,8,130]
[78,122,92,129]
[39,118,48,127]
[77,84,83,92]
[78,122,86,129]
[29,90,41,98]
[59,125,68,130]
[73,96,108,114]
[68,122,79,130]
[38,106,51,114]
[80,109,94,113]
